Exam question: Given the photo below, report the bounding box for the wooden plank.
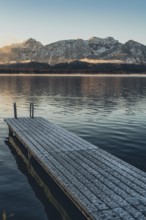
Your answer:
[8,117,80,152]
[35,117,98,149]
[11,117,146,193]
[5,117,146,192]
[14,118,146,190]
[81,150,146,189]
[57,151,143,201]
[22,118,92,152]
[5,118,146,191]
[25,117,97,151]
[4,117,146,220]
[7,119,109,210]
[34,118,146,183]
[5,119,103,213]
[67,151,146,210]
[34,117,146,177]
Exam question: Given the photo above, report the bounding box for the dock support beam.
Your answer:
[9,128,13,137]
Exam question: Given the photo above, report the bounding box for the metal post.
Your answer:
[32,103,34,118]
[30,103,32,118]
[14,102,17,119]
[30,103,34,118]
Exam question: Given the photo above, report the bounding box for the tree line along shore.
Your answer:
[0,61,146,74]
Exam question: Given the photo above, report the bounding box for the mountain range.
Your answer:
[0,37,146,65]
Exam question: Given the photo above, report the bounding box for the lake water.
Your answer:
[0,75,146,219]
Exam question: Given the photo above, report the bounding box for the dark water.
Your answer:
[0,75,146,219]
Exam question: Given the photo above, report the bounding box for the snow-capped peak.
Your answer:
[89,36,119,46]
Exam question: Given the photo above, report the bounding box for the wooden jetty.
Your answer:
[4,115,146,220]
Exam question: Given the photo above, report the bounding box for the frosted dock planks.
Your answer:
[4,117,146,220]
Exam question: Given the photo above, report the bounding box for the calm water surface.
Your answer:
[0,75,146,219]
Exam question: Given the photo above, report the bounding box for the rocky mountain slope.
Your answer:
[0,37,146,65]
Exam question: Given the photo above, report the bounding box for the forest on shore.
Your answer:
[0,61,146,74]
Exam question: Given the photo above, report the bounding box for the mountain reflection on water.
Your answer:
[0,75,146,219]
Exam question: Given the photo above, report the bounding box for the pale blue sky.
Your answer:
[0,0,146,47]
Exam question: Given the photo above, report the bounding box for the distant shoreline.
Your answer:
[1,73,146,77]
[1,61,146,75]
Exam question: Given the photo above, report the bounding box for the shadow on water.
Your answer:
[4,139,87,220]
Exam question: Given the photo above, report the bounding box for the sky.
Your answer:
[0,0,146,47]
